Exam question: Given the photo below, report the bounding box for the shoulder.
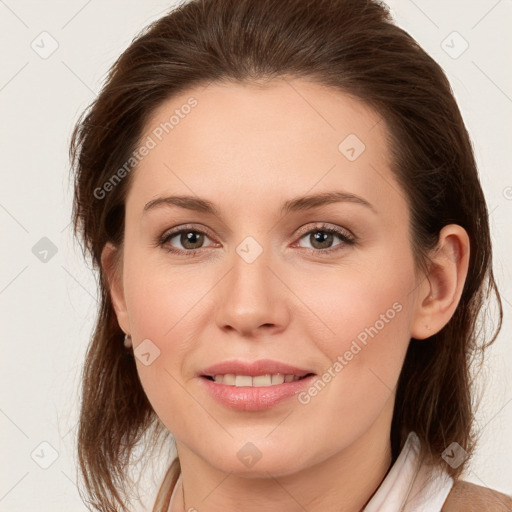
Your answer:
[442,480,512,512]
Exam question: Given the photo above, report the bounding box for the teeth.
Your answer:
[235,375,252,387]
[211,373,303,386]
[271,374,285,385]
[221,374,236,385]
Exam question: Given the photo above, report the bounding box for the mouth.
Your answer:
[198,359,317,410]
[199,370,317,411]
[198,358,316,387]
[201,373,316,387]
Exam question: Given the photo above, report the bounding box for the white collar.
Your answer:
[364,431,454,511]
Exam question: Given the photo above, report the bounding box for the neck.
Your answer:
[168,402,394,512]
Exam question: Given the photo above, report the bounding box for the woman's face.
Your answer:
[107,78,429,477]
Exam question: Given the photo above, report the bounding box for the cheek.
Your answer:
[121,253,218,425]
[291,279,412,452]
[295,251,415,404]
[123,251,210,340]
[299,255,412,348]
[306,287,410,395]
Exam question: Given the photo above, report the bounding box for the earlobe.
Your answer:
[100,242,130,334]
[411,225,470,340]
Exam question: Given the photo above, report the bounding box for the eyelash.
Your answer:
[156,223,356,257]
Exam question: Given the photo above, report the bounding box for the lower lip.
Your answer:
[199,375,316,411]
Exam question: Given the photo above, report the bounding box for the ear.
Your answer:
[411,224,470,340]
[101,242,130,335]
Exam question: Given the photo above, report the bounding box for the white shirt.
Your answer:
[364,431,454,511]
[168,431,453,511]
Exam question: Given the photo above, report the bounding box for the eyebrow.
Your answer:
[143,191,376,216]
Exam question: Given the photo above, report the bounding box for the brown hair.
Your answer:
[69,0,503,510]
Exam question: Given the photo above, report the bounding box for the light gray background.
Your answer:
[1,0,511,510]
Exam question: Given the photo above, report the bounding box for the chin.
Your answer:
[201,443,311,479]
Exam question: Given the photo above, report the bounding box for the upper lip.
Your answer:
[199,359,315,377]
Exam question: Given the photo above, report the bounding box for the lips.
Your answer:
[198,359,317,411]
[199,359,315,378]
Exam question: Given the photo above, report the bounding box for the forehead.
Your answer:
[126,78,404,220]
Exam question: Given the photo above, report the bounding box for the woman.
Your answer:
[69,0,512,510]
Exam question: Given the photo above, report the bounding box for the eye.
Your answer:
[157,225,217,255]
[294,223,355,255]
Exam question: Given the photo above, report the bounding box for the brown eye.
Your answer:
[175,230,205,250]
[308,230,336,250]
[296,224,355,254]
[158,226,216,255]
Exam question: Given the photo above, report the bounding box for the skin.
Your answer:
[101,77,470,512]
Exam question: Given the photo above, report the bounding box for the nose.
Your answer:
[214,242,290,338]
